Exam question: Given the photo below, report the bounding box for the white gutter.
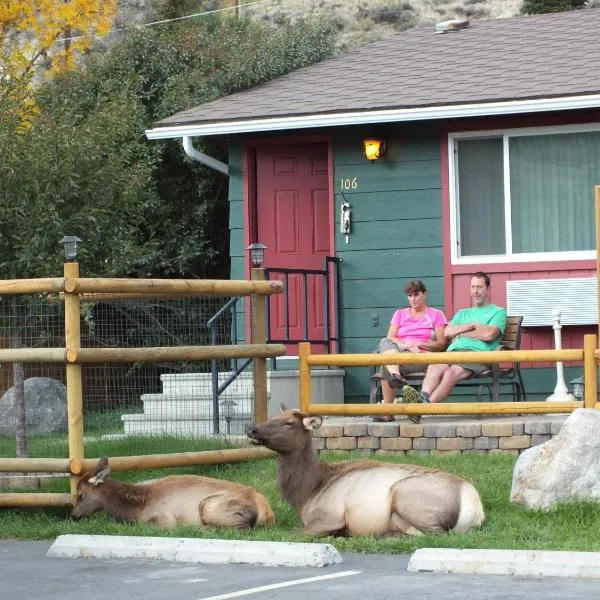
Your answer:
[146,93,600,140]
[182,135,229,176]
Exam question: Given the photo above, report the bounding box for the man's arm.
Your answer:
[461,322,500,341]
[444,322,476,339]
[455,308,507,342]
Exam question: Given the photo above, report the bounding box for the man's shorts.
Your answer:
[377,337,426,375]
[448,349,490,377]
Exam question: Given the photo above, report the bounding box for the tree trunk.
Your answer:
[12,297,27,458]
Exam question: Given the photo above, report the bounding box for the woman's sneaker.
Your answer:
[398,385,424,423]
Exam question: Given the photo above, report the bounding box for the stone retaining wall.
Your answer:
[312,416,567,455]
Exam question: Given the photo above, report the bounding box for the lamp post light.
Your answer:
[246,243,266,268]
[220,398,238,435]
[570,375,585,401]
[59,235,82,262]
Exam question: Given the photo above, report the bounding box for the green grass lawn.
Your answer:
[2,451,600,553]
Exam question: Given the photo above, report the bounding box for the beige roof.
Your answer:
[148,9,600,138]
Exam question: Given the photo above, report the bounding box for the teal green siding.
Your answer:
[228,140,247,344]
[332,124,444,402]
[225,126,572,402]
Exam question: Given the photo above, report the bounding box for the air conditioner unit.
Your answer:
[506,277,597,327]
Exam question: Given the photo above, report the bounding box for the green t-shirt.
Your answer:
[447,305,507,352]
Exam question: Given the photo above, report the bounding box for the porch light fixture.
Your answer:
[246,242,266,267]
[59,235,82,262]
[570,375,584,401]
[363,138,386,162]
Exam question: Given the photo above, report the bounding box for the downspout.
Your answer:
[183,135,229,176]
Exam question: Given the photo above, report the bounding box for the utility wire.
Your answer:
[55,0,274,44]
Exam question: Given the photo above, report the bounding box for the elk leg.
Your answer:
[302,514,346,537]
[145,514,177,528]
[200,494,259,529]
[386,512,423,537]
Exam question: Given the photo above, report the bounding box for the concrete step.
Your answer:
[121,413,252,437]
[139,398,253,419]
[160,372,257,395]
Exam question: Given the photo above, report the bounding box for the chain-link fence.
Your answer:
[0,292,263,462]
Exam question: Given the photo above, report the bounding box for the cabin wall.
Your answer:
[227,125,592,403]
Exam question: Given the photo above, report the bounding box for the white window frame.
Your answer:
[449,123,600,265]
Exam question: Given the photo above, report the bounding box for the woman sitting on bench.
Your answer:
[373,279,447,422]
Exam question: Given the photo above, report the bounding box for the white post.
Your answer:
[546,308,574,401]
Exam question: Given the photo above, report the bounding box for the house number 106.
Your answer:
[340,177,358,190]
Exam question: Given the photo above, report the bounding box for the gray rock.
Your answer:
[510,408,600,509]
[0,377,67,435]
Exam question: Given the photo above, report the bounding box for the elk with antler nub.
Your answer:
[247,407,484,537]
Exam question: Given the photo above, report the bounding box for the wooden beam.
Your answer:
[0,458,70,472]
[0,348,66,363]
[306,349,582,367]
[251,268,268,424]
[64,278,283,296]
[0,278,64,294]
[0,493,72,507]
[299,342,312,413]
[308,402,581,416]
[64,261,84,501]
[69,447,274,474]
[584,334,598,409]
[68,344,286,363]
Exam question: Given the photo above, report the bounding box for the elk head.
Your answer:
[246,404,322,454]
[71,457,112,520]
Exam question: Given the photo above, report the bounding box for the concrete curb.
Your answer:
[408,548,600,578]
[47,534,343,568]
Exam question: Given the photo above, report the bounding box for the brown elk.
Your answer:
[71,457,275,529]
[247,408,484,537]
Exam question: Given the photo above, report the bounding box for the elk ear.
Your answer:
[89,457,111,486]
[302,415,323,431]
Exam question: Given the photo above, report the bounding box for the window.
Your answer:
[450,125,600,264]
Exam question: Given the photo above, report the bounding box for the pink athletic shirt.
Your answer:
[390,307,447,351]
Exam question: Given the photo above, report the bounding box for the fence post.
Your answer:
[64,260,84,501]
[583,334,597,409]
[299,342,312,413]
[596,186,600,344]
[251,268,268,424]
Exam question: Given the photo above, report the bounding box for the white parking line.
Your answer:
[186,579,209,583]
[196,570,361,600]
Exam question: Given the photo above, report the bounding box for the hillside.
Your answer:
[242,0,523,50]
[117,0,523,50]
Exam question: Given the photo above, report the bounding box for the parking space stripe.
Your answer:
[196,570,361,600]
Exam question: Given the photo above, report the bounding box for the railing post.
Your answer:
[596,186,600,344]
[251,268,268,424]
[299,342,312,413]
[546,309,574,401]
[583,334,598,409]
[64,260,84,502]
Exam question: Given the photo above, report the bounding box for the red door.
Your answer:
[255,143,331,353]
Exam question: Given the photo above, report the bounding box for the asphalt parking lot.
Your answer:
[1,540,599,600]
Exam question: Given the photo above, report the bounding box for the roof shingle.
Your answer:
[154,9,600,130]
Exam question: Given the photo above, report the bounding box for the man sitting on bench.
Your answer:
[402,272,507,422]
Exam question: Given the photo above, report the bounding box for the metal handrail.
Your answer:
[265,256,341,364]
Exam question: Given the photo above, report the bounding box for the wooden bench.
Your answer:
[369,315,526,403]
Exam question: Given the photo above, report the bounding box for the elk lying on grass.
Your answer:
[247,408,484,537]
[71,457,275,529]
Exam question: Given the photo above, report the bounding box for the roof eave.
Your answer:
[145,93,600,140]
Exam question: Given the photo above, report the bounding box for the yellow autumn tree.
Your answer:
[0,0,117,124]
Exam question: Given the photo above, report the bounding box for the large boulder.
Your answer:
[511,408,600,509]
[0,377,67,435]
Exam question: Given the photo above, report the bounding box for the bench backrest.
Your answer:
[500,315,523,351]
